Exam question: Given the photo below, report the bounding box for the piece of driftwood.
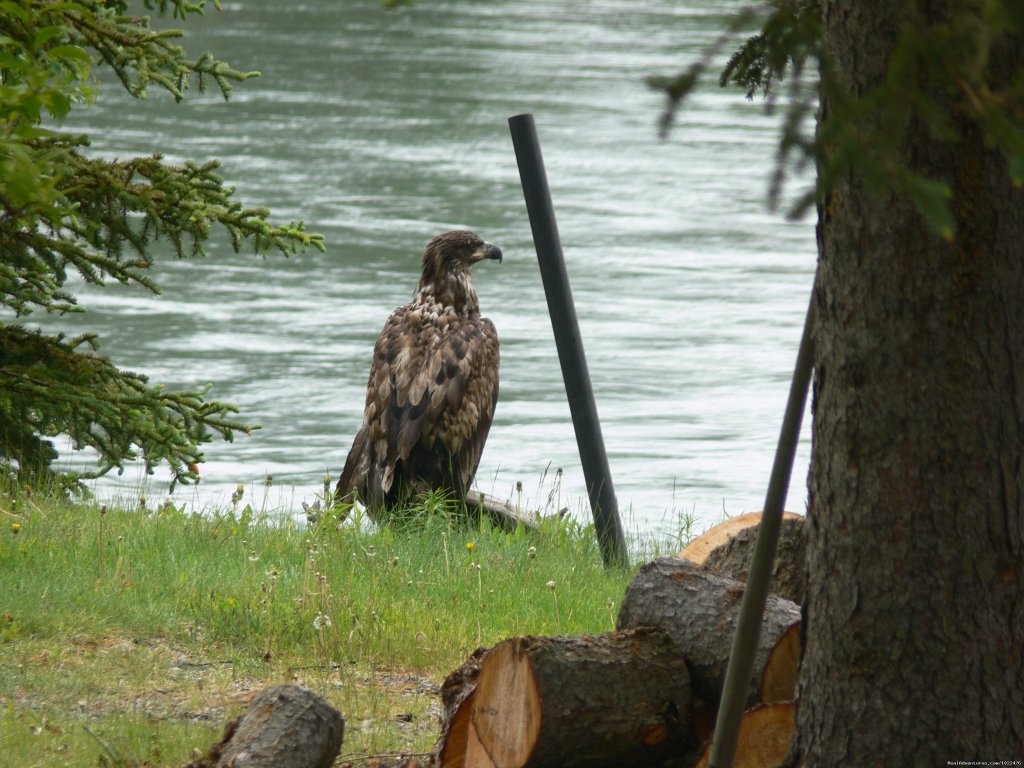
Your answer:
[681,513,806,605]
[465,491,546,532]
[309,492,547,532]
[693,702,795,768]
[617,557,800,708]
[438,629,696,768]
[186,684,344,768]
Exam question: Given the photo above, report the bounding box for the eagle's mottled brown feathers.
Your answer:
[336,231,501,516]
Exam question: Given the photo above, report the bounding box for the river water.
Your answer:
[54,0,816,537]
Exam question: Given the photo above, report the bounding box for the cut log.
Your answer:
[440,628,696,768]
[440,645,488,728]
[617,557,800,708]
[694,702,795,768]
[760,621,800,705]
[436,645,491,768]
[689,514,807,605]
[439,691,480,768]
[186,684,344,768]
[678,512,801,566]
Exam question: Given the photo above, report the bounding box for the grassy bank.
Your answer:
[0,485,684,766]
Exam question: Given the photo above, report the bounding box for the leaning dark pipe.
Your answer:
[508,112,629,569]
[708,290,815,768]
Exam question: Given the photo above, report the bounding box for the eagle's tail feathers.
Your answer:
[336,426,368,503]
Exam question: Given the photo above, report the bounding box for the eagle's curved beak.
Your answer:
[474,242,503,264]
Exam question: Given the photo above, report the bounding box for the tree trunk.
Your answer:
[617,558,800,708]
[440,628,697,768]
[798,2,1024,763]
[186,685,344,768]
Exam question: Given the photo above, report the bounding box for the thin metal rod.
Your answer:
[508,112,629,569]
[708,291,815,768]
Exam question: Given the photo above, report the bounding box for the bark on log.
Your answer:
[436,646,489,768]
[439,628,696,768]
[440,646,488,725]
[617,557,800,708]
[186,684,344,768]
[696,514,806,606]
[694,703,795,768]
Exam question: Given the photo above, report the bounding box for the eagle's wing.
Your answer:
[340,305,499,511]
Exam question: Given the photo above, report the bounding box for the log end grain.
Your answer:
[471,639,542,768]
[760,621,800,704]
[695,702,795,768]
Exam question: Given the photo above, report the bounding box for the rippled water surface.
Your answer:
[54,0,816,535]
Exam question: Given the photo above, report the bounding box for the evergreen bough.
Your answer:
[648,0,1024,236]
[0,0,325,491]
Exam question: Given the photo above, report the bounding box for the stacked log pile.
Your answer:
[188,513,805,768]
[433,512,806,768]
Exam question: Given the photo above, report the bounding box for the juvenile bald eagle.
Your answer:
[336,230,502,518]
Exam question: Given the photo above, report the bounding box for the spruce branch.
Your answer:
[0,1,325,489]
[652,0,1024,235]
[0,325,255,487]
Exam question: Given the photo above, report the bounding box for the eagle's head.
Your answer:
[418,230,502,311]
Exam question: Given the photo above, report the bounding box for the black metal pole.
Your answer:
[708,291,815,768]
[508,113,629,569]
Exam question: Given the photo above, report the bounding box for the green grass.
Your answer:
[0,483,688,766]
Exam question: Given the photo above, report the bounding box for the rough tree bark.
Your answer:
[617,558,800,708]
[797,2,1024,764]
[186,684,344,768]
[680,513,806,605]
